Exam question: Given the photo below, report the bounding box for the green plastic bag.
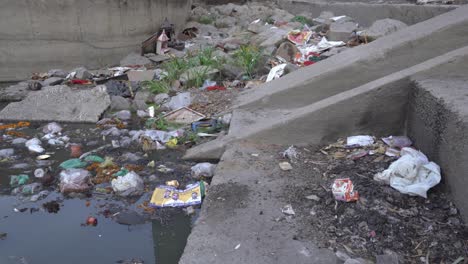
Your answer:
[114,168,129,177]
[84,155,105,163]
[59,159,87,169]
[10,174,29,186]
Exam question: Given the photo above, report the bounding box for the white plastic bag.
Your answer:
[266,64,287,82]
[111,171,144,197]
[346,135,374,147]
[374,147,440,198]
[191,163,216,179]
[59,169,90,193]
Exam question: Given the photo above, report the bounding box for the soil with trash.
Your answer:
[279,138,467,263]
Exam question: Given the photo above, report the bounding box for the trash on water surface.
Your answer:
[191,163,216,179]
[150,182,205,208]
[59,169,90,193]
[163,107,205,124]
[332,178,359,202]
[111,171,144,197]
[374,147,441,198]
[346,135,374,147]
[10,175,29,186]
[86,216,98,226]
[60,158,87,169]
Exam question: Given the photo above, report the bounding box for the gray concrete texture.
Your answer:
[180,143,339,264]
[0,85,111,123]
[0,0,192,82]
[407,57,468,222]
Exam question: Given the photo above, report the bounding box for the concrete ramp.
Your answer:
[184,5,468,160]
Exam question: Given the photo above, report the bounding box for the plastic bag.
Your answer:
[374,147,440,198]
[12,182,42,196]
[191,163,216,179]
[42,122,62,134]
[346,135,374,147]
[25,138,44,153]
[111,171,144,197]
[60,159,87,169]
[59,169,90,193]
[382,136,412,149]
[84,155,105,163]
[10,175,29,186]
[165,92,191,111]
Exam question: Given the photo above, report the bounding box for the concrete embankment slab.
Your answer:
[184,46,468,161]
[180,143,338,264]
[407,57,468,222]
[0,85,110,123]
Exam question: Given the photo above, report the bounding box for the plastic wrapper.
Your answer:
[346,135,374,147]
[382,136,412,149]
[150,182,205,208]
[266,64,287,82]
[59,169,90,193]
[10,175,29,186]
[60,159,87,169]
[332,178,359,202]
[191,163,216,179]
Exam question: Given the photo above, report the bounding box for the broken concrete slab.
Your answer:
[0,85,110,123]
[127,70,155,82]
[179,66,219,83]
[0,82,30,102]
[365,18,408,39]
[73,67,93,80]
[328,21,358,41]
[42,77,64,87]
[120,53,152,67]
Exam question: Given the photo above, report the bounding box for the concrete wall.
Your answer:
[0,0,192,82]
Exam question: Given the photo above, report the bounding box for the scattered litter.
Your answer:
[305,194,320,201]
[191,119,218,133]
[279,161,293,171]
[374,147,441,198]
[34,168,45,178]
[191,163,216,179]
[197,132,217,137]
[86,216,98,226]
[346,135,374,147]
[382,136,412,149]
[165,180,180,188]
[266,63,287,82]
[37,154,51,160]
[347,149,369,160]
[385,147,401,157]
[163,107,205,124]
[282,145,299,161]
[147,160,155,168]
[235,244,241,250]
[84,155,105,163]
[166,138,178,148]
[158,165,174,173]
[332,178,359,202]
[281,204,295,215]
[42,122,62,134]
[287,29,313,46]
[150,182,205,208]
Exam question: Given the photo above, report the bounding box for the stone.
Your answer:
[0,82,29,102]
[146,54,171,63]
[42,77,64,86]
[336,250,350,261]
[0,148,14,158]
[127,70,155,82]
[366,19,408,39]
[0,85,111,123]
[284,63,300,74]
[215,17,237,28]
[12,138,27,145]
[247,23,269,34]
[275,42,300,63]
[329,21,358,41]
[137,110,149,118]
[270,8,295,23]
[221,64,243,79]
[154,93,170,105]
[28,81,43,91]
[132,99,148,111]
[224,43,240,51]
[376,250,399,264]
[105,80,140,98]
[110,96,131,111]
[134,90,153,103]
[113,110,131,120]
[314,11,334,24]
[73,67,93,80]
[116,210,145,225]
[321,46,348,57]
[345,259,366,264]
[48,69,68,78]
[179,66,219,83]
[120,53,152,67]
[259,29,288,48]
[279,161,292,171]
[163,92,191,110]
